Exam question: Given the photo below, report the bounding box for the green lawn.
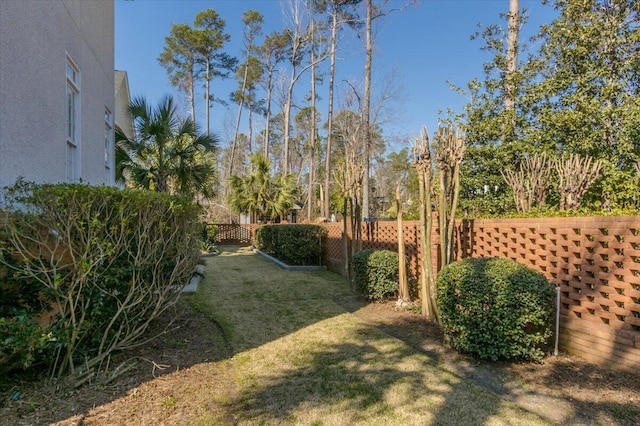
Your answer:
[188,246,553,425]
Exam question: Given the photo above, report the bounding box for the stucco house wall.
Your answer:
[115,70,134,141]
[0,0,115,188]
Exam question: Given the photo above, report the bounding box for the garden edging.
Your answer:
[252,248,327,271]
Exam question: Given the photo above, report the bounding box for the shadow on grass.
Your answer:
[5,246,637,425]
[229,319,545,426]
[192,245,355,355]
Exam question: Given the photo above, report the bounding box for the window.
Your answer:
[104,107,113,183]
[66,56,80,182]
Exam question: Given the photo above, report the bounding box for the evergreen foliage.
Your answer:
[352,249,400,300]
[459,0,640,215]
[436,257,555,361]
[255,224,326,266]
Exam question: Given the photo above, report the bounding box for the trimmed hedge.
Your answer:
[436,257,555,361]
[352,249,399,301]
[255,224,326,266]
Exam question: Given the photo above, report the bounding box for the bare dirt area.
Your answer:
[2,296,639,425]
[0,300,232,425]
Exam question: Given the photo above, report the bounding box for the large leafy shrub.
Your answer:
[352,249,399,301]
[0,182,201,379]
[436,257,555,361]
[0,242,57,375]
[255,224,326,266]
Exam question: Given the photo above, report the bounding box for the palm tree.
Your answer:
[115,95,218,198]
[228,153,297,222]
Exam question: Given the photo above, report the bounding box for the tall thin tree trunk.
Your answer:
[362,0,373,220]
[205,61,210,135]
[505,0,519,113]
[248,103,253,154]
[283,50,298,176]
[438,167,447,266]
[229,65,249,177]
[308,21,317,221]
[264,70,273,159]
[396,185,408,301]
[189,71,196,127]
[323,10,338,219]
[446,164,461,264]
[343,196,351,280]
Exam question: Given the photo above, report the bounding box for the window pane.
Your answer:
[66,142,76,182]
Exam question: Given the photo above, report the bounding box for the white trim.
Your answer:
[65,53,81,182]
[104,106,114,184]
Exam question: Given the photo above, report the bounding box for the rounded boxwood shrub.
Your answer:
[436,257,555,361]
[352,249,399,300]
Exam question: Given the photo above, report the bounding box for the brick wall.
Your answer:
[322,216,640,371]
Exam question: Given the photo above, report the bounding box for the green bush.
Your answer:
[1,182,201,378]
[352,249,399,301]
[436,257,555,361]
[0,311,55,376]
[201,223,219,251]
[255,224,326,266]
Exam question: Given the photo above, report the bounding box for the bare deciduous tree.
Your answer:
[555,154,603,210]
[413,127,437,321]
[501,153,552,213]
[434,125,466,267]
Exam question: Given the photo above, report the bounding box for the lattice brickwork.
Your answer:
[213,224,258,245]
[459,216,640,370]
[464,217,640,333]
[323,216,640,370]
[323,223,343,261]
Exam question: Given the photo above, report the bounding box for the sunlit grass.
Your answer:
[188,246,552,425]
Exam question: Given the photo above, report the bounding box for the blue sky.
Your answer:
[115,0,558,152]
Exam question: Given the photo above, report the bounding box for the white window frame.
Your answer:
[104,107,114,184]
[66,55,80,182]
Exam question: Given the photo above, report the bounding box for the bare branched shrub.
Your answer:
[433,125,466,267]
[555,154,603,210]
[413,127,437,321]
[1,183,200,382]
[411,124,465,323]
[501,153,553,213]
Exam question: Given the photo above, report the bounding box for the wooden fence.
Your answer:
[212,217,640,371]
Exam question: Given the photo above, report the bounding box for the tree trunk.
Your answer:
[263,69,273,160]
[323,10,338,219]
[504,0,519,113]
[414,127,438,322]
[189,70,196,127]
[205,61,210,136]
[438,167,447,267]
[343,197,351,281]
[446,163,461,264]
[229,65,249,177]
[396,185,408,301]
[308,21,317,221]
[248,103,253,154]
[362,0,373,221]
